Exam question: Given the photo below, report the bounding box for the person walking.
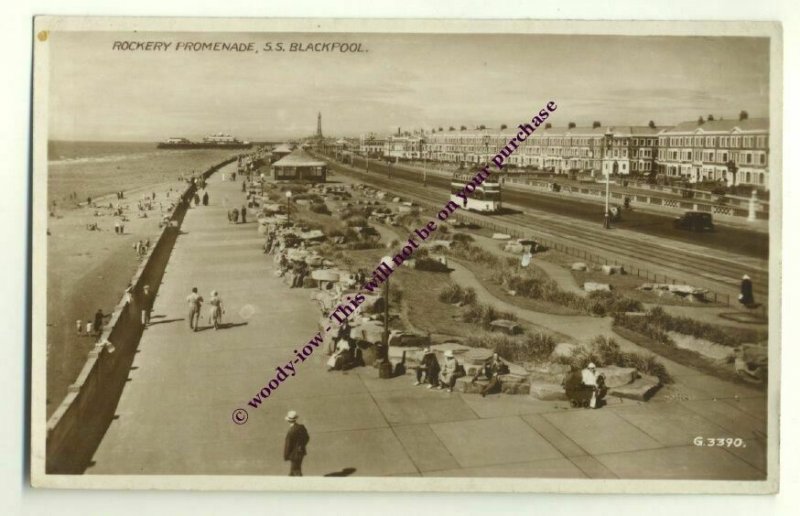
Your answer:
[208,290,223,330]
[202,191,209,206]
[283,411,310,476]
[75,319,82,336]
[141,284,152,326]
[240,205,247,224]
[186,287,204,331]
[93,309,106,338]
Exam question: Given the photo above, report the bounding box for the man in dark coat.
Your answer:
[283,410,310,476]
[472,352,510,397]
[740,274,754,307]
[414,347,441,388]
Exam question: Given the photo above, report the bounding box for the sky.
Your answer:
[47,31,771,141]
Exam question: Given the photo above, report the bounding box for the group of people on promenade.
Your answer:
[185,287,225,331]
[413,348,509,396]
[75,309,110,339]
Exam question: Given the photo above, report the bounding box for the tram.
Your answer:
[450,172,502,213]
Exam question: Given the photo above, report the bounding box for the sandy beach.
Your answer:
[46,144,236,417]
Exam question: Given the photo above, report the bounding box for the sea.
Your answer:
[47,141,237,204]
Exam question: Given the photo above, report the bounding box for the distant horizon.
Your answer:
[48,110,770,144]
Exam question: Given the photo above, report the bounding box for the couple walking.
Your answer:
[186,287,225,331]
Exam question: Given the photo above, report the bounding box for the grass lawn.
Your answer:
[538,249,727,307]
[612,326,765,391]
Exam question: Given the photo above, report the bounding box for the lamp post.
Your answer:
[377,255,392,378]
[365,153,369,174]
[603,171,611,229]
[285,190,292,224]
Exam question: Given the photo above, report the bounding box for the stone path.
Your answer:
[87,166,768,479]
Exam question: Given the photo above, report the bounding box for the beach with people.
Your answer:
[45,141,234,417]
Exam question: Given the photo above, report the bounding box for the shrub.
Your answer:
[618,306,767,348]
[613,313,675,345]
[462,302,517,329]
[439,284,465,304]
[345,216,370,227]
[557,336,672,384]
[414,257,450,273]
[450,232,473,244]
[439,284,477,305]
[464,332,556,363]
[309,202,330,215]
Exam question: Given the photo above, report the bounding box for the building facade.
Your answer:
[412,118,769,189]
[655,118,769,188]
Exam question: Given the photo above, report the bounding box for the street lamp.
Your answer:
[603,170,611,229]
[379,255,393,378]
[285,190,292,224]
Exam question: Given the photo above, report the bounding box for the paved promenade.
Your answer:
[89,166,767,479]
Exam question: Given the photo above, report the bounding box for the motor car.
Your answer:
[673,211,714,231]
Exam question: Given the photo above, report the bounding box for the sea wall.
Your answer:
[45,157,237,474]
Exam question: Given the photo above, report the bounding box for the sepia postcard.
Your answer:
[31,16,782,493]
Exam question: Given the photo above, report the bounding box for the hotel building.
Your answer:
[383,118,769,189]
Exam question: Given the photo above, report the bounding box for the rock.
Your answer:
[311,269,340,282]
[301,277,318,288]
[499,374,530,395]
[492,233,512,240]
[583,282,611,293]
[601,264,625,275]
[609,376,661,401]
[504,242,524,254]
[507,290,516,296]
[530,383,568,401]
[489,319,523,335]
[430,342,471,362]
[571,262,588,271]
[528,363,571,384]
[455,377,488,394]
[595,365,637,388]
[353,319,385,345]
[397,205,413,214]
[460,348,494,366]
[392,196,401,203]
[501,382,531,395]
[429,240,452,249]
[550,342,582,360]
[387,330,431,348]
[389,346,422,367]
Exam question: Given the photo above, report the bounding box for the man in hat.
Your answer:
[414,347,440,388]
[283,410,310,476]
[438,350,463,393]
[186,287,204,331]
[471,352,510,397]
[581,362,600,409]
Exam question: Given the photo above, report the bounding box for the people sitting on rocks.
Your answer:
[471,351,510,397]
[327,320,359,371]
[290,261,308,288]
[438,350,465,393]
[413,347,440,389]
[564,362,607,409]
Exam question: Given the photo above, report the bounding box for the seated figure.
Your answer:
[413,348,440,388]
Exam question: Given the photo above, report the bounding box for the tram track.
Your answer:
[316,153,768,304]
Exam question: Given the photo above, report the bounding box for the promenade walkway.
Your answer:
[88,165,767,479]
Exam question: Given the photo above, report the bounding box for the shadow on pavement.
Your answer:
[324,467,357,477]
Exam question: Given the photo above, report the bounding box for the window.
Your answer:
[760,153,766,165]
[746,153,752,164]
